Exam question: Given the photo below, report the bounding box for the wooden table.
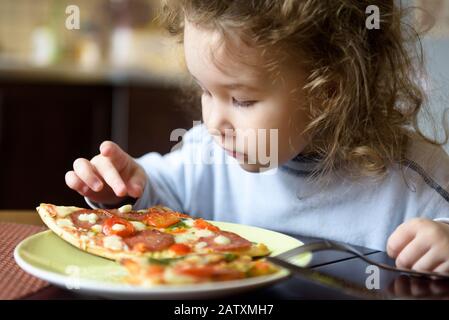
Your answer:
[3,211,449,300]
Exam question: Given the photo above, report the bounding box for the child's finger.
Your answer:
[65,170,90,195]
[395,238,431,269]
[386,220,420,258]
[125,169,146,198]
[433,260,449,274]
[72,158,104,192]
[411,248,445,272]
[99,141,130,172]
[92,156,128,197]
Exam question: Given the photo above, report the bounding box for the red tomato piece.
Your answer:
[174,212,191,219]
[102,216,135,237]
[144,212,180,228]
[169,243,192,255]
[193,218,220,232]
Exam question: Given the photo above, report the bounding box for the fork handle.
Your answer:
[310,241,449,279]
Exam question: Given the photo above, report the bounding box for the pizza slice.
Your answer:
[36,203,271,261]
[121,253,279,285]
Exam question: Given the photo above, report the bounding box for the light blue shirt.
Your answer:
[88,125,449,251]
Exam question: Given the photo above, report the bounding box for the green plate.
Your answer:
[14,221,311,299]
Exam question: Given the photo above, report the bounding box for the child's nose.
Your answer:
[205,102,233,136]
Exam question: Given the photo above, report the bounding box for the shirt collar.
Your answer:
[281,153,323,174]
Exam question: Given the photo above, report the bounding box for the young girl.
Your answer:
[66,0,449,274]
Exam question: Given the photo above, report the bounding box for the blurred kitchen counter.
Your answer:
[0,61,188,87]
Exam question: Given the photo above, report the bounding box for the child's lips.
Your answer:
[216,140,247,159]
[223,148,246,159]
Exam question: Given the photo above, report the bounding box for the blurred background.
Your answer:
[0,0,196,209]
[0,0,449,209]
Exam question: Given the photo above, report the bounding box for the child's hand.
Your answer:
[65,141,147,205]
[387,218,449,274]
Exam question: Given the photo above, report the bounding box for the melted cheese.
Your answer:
[54,206,80,218]
[213,235,231,245]
[56,218,74,228]
[80,235,89,250]
[130,221,146,231]
[174,230,198,244]
[111,224,126,231]
[118,204,132,213]
[195,229,214,238]
[194,241,208,251]
[103,235,123,251]
[173,226,218,244]
[78,213,98,224]
[91,224,103,233]
[183,219,195,227]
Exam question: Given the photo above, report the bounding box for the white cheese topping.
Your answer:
[130,221,146,231]
[173,226,219,244]
[183,219,195,227]
[194,241,208,251]
[56,218,74,228]
[118,204,132,213]
[195,229,214,238]
[111,224,126,231]
[91,224,103,233]
[213,235,231,245]
[55,206,80,218]
[77,213,98,224]
[79,235,90,250]
[103,235,123,251]
[174,230,198,244]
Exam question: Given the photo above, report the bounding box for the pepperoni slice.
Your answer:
[70,209,112,230]
[198,231,252,252]
[123,230,175,252]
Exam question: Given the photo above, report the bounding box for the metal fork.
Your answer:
[269,240,449,279]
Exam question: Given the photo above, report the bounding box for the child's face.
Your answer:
[184,21,310,172]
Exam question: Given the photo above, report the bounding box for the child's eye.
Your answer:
[232,97,257,108]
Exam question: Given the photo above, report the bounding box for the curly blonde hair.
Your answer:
[158,0,443,181]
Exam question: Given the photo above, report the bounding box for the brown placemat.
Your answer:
[0,222,49,300]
